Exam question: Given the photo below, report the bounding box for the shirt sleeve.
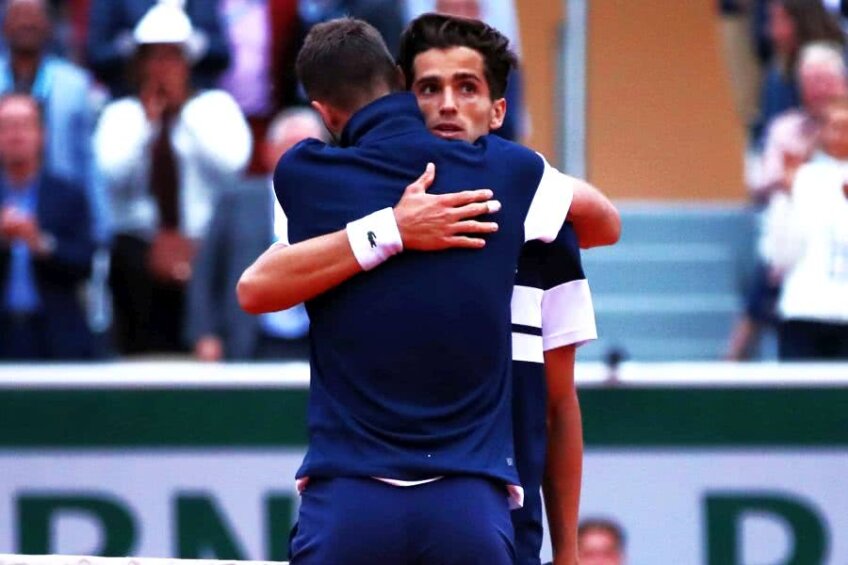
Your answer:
[179,90,252,175]
[539,224,597,350]
[524,153,575,243]
[93,98,152,186]
[271,182,290,245]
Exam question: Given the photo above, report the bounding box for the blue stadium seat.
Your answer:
[579,204,757,361]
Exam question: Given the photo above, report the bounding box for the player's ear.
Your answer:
[311,100,332,129]
[311,100,343,135]
[489,97,507,131]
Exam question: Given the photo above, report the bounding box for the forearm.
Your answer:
[243,163,497,314]
[543,390,584,564]
[238,230,361,314]
[567,178,621,248]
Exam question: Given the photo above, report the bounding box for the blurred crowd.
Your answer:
[723,0,848,361]
[0,0,525,362]
[3,0,846,363]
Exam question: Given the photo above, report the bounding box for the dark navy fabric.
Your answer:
[511,223,585,565]
[289,476,515,564]
[274,92,546,486]
[0,174,95,360]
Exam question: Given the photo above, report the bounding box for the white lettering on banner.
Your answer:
[0,452,304,558]
[576,451,848,565]
[1,451,846,564]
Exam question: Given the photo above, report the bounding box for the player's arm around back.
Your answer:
[566,175,621,249]
[528,154,620,250]
[237,164,499,314]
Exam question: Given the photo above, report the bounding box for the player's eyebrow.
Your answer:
[452,71,483,83]
[413,73,443,87]
[414,70,484,87]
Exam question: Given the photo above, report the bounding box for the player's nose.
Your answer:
[440,89,458,114]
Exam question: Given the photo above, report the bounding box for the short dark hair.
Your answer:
[296,18,400,112]
[578,518,626,550]
[397,13,518,100]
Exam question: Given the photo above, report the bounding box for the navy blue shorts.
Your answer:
[289,476,515,564]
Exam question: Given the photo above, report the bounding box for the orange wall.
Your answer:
[517,0,746,201]
[515,0,562,161]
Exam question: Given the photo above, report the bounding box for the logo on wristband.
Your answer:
[367,231,377,248]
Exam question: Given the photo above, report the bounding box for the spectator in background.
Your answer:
[0,0,107,243]
[0,94,94,360]
[727,42,847,359]
[757,42,847,198]
[751,0,845,148]
[577,518,626,565]
[187,108,324,362]
[218,0,301,174]
[406,0,526,141]
[94,2,250,355]
[760,98,848,359]
[86,0,231,98]
[298,0,405,57]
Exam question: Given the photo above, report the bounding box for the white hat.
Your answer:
[133,0,193,46]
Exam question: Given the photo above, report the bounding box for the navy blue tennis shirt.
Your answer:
[274,92,572,487]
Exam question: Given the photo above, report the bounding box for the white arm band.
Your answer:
[346,207,404,271]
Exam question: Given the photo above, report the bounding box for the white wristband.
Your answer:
[346,207,404,271]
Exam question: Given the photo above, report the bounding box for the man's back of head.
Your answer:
[296,17,402,130]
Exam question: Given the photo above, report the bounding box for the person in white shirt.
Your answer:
[93,1,251,354]
[761,97,848,359]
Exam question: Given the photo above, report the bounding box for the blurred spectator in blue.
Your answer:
[94,2,251,355]
[218,0,301,175]
[86,0,231,98]
[760,97,848,359]
[405,0,526,141]
[0,0,108,243]
[577,518,625,565]
[750,0,845,148]
[299,0,405,57]
[187,107,324,362]
[728,42,847,359]
[0,94,94,360]
[0,0,78,56]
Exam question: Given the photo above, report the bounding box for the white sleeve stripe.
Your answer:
[512,332,544,364]
[524,153,574,243]
[541,279,597,348]
[272,182,290,245]
[510,285,544,328]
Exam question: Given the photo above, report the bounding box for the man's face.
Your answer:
[3,0,50,55]
[799,62,847,119]
[767,2,796,56]
[139,44,190,96]
[411,46,506,143]
[0,97,43,168]
[578,528,624,565]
